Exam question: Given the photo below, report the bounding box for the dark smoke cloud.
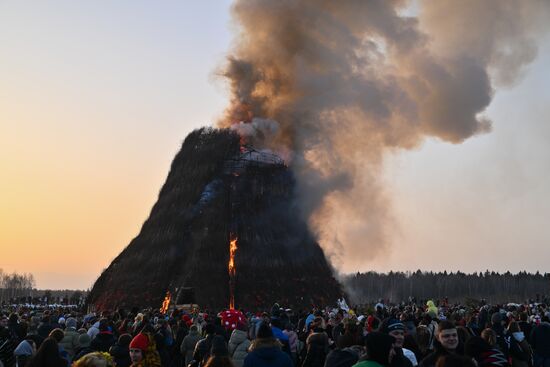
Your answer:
[217,0,549,271]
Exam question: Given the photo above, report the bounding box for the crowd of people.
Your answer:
[1,298,550,367]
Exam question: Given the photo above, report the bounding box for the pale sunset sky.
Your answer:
[1,1,549,289]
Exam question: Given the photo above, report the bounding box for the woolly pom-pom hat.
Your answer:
[130,333,149,352]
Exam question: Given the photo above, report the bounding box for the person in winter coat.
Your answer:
[173,319,189,367]
[181,325,202,366]
[129,332,162,367]
[379,319,415,367]
[420,314,438,354]
[464,336,509,367]
[155,319,174,350]
[0,326,15,367]
[352,332,396,367]
[91,319,116,353]
[507,322,532,367]
[302,320,329,367]
[426,302,438,321]
[434,354,476,367]
[49,328,70,363]
[490,313,510,358]
[72,351,115,367]
[192,324,217,367]
[7,314,25,347]
[282,323,298,365]
[529,320,550,367]
[204,335,235,367]
[14,338,36,367]
[36,316,54,340]
[87,318,101,340]
[228,323,251,367]
[109,333,132,367]
[59,317,79,360]
[242,323,292,367]
[25,337,67,367]
[419,321,460,367]
[73,333,96,362]
[325,322,364,367]
[270,317,291,355]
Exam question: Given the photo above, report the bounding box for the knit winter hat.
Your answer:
[257,323,274,339]
[78,333,91,348]
[366,332,395,366]
[66,317,77,329]
[130,333,149,352]
[384,318,405,333]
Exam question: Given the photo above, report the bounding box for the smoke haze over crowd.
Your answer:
[219,0,550,269]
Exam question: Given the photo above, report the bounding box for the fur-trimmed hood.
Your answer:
[249,337,282,352]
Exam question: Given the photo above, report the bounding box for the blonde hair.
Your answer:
[481,328,497,347]
[72,352,114,367]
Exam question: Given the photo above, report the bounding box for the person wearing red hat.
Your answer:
[129,333,161,367]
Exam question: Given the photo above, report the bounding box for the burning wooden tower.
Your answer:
[88,127,342,311]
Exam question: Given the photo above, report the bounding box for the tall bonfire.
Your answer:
[88,127,342,311]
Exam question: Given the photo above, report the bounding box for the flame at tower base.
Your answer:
[229,235,238,309]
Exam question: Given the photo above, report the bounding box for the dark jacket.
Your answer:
[243,338,293,367]
[181,329,201,366]
[491,324,510,358]
[390,348,414,367]
[530,322,550,358]
[509,334,532,366]
[90,331,116,352]
[0,326,17,367]
[324,348,360,367]
[302,332,329,367]
[73,346,96,362]
[109,343,131,367]
[8,322,25,346]
[419,342,453,367]
[192,334,214,366]
[37,322,54,340]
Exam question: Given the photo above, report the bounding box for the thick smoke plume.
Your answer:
[218,0,549,271]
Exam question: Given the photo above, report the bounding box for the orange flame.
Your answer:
[229,237,238,275]
[160,291,171,314]
[228,235,238,309]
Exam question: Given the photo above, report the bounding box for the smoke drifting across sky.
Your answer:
[219,0,549,270]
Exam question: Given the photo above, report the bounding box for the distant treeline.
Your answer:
[342,270,550,304]
[0,268,35,303]
[1,268,87,305]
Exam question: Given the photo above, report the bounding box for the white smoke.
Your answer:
[219,0,550,271]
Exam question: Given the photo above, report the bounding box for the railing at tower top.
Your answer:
[223,147,285,175]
